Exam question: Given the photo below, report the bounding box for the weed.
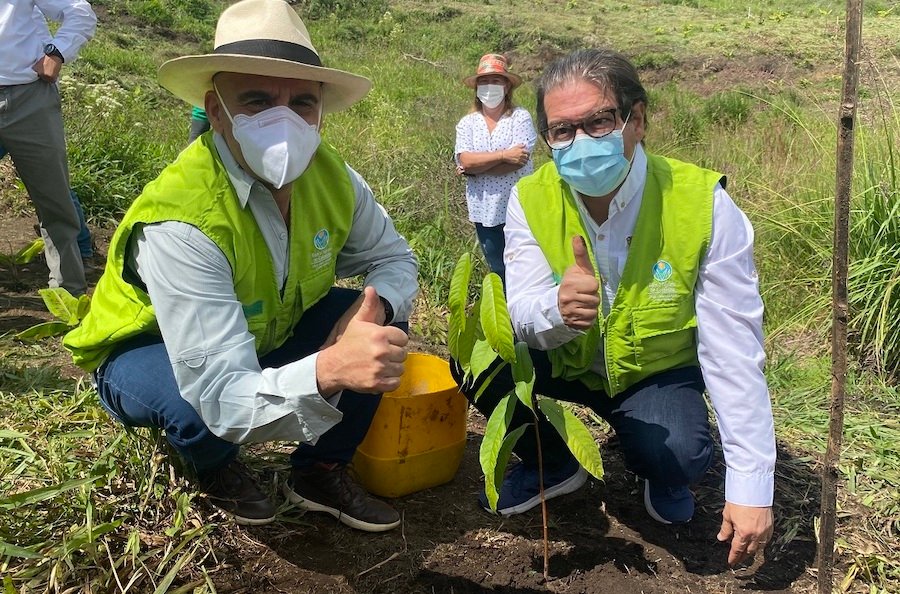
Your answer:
[702,90,753,129]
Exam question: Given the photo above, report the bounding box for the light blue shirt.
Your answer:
[0,0,97,85]
[126,133,418,445]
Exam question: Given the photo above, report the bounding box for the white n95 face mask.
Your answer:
[216,88,321,189]
[476,83,505,109]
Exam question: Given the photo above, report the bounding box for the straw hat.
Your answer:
[463,53,522,89]
[158,0,372,113]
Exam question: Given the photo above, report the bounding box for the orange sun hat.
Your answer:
[463,53,522,88]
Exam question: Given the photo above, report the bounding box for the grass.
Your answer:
[1,0,899,591]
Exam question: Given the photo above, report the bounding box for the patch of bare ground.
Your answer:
[641,53,819,97]
[173,420,819,594]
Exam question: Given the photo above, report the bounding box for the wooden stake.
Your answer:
[818,0,862,591]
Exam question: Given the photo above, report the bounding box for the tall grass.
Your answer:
[61,78,182,224]
[0,361,219,593]
[744,88,900,376]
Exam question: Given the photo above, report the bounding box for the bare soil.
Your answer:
[0,202,822,593]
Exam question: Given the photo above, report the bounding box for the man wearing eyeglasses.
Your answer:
[454,48,775,568]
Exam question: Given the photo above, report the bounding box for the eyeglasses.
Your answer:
[542,108,620,150]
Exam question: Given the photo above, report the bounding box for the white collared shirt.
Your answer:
[126,133,419,445]
[0,1,97,85]
[504,144,775,506]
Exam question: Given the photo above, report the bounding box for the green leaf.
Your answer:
[470,337,499,380]
[0,539,40,559]
[14,238,44,264]
[0,476,98,509]
[38,287,82,325]
[77,293,92,319]
[458,296,481,378]
[480,273,515,363]
[480,394,527,511]
[53,521,121,557]
[538,399,605,480]
[14,321,72,342]
[471,360,507,404]
[511,341,536,410]
[0,430,27,439]
[448,253,473,319]
[447,253,473,360]
[154,546,197,594]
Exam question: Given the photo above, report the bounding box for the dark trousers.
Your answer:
[95,287,403,475]
[474,222,506,281]
[452,350,713,488]
[0,80,85,293]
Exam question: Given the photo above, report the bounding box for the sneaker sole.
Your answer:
[486,466,589,516]
[230,512,276,526]
[283,482,400,533]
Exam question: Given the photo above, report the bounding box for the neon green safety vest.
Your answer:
[516,153,724,395]
[64,134,355,371]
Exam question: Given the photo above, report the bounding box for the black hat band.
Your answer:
[214,39,321,67]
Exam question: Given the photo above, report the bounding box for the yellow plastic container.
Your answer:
[352,353,468,498]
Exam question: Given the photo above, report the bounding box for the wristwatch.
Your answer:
[43,43,65,63]
[379,296,394,324]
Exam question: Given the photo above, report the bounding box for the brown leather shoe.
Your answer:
[283,463,400,532]
[197,460,276,526]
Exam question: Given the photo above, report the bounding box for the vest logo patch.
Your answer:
[652,260,673,282]
[242,300,263,318]
[312,228,334,271]
[649,260,677,301]
[314,229,330,250]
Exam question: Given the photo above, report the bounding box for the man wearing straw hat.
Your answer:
[65,0,418,532]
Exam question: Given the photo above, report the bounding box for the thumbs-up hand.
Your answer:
[558,236,600,330]
[316,287,409,396]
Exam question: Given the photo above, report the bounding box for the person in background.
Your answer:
[0,143,93,262]
[452,48,775,568]
[64,0,418,531]
[454,53,536,281]
[188,105,210,142]
[0,0,96,294]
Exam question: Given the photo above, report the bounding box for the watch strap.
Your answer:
[378,296,394,324]
[45,44,65,62]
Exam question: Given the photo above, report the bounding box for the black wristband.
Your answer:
[378,296,394,324]
[44,43,65,62]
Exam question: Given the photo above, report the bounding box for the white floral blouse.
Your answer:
[454,106,537,227]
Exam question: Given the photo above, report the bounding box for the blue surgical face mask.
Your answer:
[552,126,631,198]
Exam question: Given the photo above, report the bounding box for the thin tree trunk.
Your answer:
[818,0,862,591]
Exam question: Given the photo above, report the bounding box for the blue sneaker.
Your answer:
[643,479,694,524]
[479,458,588,516]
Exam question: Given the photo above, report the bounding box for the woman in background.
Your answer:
[455,53,536,280]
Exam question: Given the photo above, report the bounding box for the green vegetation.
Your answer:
[1,0,898,591]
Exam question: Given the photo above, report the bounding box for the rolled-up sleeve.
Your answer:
[35,0,97,61]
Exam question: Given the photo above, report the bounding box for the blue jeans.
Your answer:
[95,287,404,475]
[452,352,713,488]
[474,223,505,281]
[0,143,91,259]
